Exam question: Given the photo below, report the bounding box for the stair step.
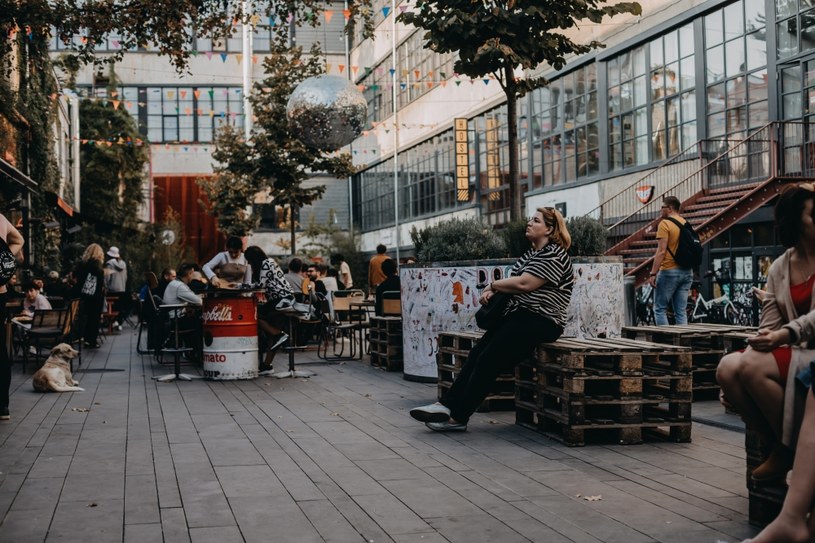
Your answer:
[693,190,755,206]
[685,199,743,212]
[705,182,762,196]
[619,248,655,257]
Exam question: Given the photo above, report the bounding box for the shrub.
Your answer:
[500,219,530,258]
[566,216,607,256]
[413,218,507,262]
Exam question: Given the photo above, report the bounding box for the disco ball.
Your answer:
[286,75,368,151]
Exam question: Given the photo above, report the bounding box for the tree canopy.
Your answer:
[1,0,373,71]
[398,0,641,221]
[200,40,355,248]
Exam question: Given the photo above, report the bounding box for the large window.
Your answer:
[530,63,599,187]
[705,0,767,141]
[352,130,457,230]
[78,86,244,143]
[776,0,815,59]
[607,23,696,171]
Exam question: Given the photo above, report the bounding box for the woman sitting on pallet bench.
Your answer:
[745,362,815,543]
[409,207,574,432]
[717,182,815,483]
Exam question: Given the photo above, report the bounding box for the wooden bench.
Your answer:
[622,324,757,401]
[516,337,694,446]
[436,331,515,412]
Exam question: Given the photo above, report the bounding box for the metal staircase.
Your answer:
[589,122,812,286]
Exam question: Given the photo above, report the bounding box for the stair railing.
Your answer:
[603,123,781,252]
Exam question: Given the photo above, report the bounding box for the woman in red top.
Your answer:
[717,183,815,483]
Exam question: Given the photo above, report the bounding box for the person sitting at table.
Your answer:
[202,236,252,289]
[162,263,203,360]
[375,259,400,316]
[155,268,176,299]
[244,246,293,371]
[19,282,52,317]
[717,182,815,483]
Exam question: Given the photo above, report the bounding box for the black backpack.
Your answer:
[664,216,703,269]
[0,237,16,287]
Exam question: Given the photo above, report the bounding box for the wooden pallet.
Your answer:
[622,324,757,350]
[436,331,513,412]
[744,428,786,527]
[368,316,403,371]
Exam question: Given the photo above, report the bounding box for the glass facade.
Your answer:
[78,86,244,143]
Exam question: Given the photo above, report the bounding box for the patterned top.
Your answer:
[255,258,294,302]
[504,243,574,327]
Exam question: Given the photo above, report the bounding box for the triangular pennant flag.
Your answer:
[252,55,258,64]
[191,50,198,56]
[111,100,120,109]
[208,89,214,98]
[126,101,132,108]
[167,91,175,99]
[206,51,213,60]
[414,69,420,79]
[455,80,462,86]
[236,53,242,64]
[427,81,433,88]
[326,63,332,72]
[180,90,187,98]
[184,107,191,115]
[441,80,447,87]
[364,66,372,74]
[382,6,390,17]
[483,79,489,85]
[194,89,201,99]
[220,52,228,62]
[427,71,433,79]
[440,71,446,79]
[338,64,345,73]
[352,65,359,75]
[112,39,120,48]
[389,68,395,76]
[400,83,407,90]
[269,16,276,26]
[343,9,351,21]
[399,5,407,12]
[324,10,334,24]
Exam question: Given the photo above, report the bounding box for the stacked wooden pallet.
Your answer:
[745,428,786,527]
[369,316,403,371]
[622,323,756,401]
[515,337,694,446]
[436,331,515,412]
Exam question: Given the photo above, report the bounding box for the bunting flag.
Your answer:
[220,52,227,62]
[205,51,213,60]
[382,6,391,17]
[324,10,334,24]
[343,9,351,21]
[236,53,242,64]
[111,100,120,109]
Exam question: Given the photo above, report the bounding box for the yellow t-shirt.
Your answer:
[656,215,685,270]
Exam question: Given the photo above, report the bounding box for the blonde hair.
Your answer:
[82,243,104,263]
[538,207,571,251]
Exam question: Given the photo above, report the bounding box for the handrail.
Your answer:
[603,122,784,250]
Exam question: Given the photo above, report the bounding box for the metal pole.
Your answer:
[391,0,400,263]
[242,1,253,139]
[345,0,354,238]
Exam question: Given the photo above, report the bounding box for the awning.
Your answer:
[0,158,38,192]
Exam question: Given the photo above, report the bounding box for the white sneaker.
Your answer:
[409,403,451,423]
[426,421,467,432]
[115,323,123,331]
[28,346,37,356]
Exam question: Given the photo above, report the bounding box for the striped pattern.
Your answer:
[506,243,574,327]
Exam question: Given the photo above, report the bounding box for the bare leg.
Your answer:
[258,319,282,337]
[717,350,775,439]
[739,349,785,439]
[750,392,815,543]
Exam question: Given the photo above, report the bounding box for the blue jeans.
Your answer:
[654,268,693,325]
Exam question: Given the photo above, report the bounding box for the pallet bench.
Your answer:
[516,337,693,446]
[436,331,515,412]
[622,324,757,401]
[369,316,403,371]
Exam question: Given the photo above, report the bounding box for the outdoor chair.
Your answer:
[22,307,68,371]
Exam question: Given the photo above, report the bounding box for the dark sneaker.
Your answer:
[409,403,451,423]
[426,421,467,432]
[0,407,9,421]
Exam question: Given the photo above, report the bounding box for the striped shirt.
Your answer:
[505,243,574,327]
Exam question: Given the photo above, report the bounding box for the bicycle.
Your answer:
[688,268,741,324]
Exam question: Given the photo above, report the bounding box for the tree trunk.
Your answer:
[504,65,522,222]
[290,204,296,255]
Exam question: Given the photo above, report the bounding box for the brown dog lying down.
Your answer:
[32,343,84,393]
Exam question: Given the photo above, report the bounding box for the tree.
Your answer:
[1,0,373,72]
[201,39,355,253]
[398,0,641,222]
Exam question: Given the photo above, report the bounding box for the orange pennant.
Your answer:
[194,89,201,99]
[324,10,334,24]
[111,100,120,109]
[338,64,345,73]
[352,65,359,75]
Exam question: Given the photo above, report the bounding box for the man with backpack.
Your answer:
[648,195,701,325]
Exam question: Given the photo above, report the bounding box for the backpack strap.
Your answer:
[662,216,685,260]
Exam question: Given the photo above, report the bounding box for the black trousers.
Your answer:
[441,308,562,424]
[0,293,9,411]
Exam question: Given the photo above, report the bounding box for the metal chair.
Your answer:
[152,303,201,383]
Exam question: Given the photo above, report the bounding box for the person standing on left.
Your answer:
[104,246,128,330]
[648,196,694,325]
[0,213,23,421]
[73,244,106,348]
